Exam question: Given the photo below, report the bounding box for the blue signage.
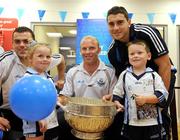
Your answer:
[76,19,112,65]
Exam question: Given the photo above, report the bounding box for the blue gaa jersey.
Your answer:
[108,23,169,77]
[113,67,168,126]
[60,60,117,99]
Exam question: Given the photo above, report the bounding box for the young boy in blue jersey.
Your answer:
[105,40,168,140]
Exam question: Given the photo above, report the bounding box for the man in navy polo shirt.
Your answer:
[105,6,176,140]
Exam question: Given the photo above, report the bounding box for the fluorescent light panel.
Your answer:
[67,55,76,58]
[46,32,63,38]
[60,47,71,50]
[69,29,77,35]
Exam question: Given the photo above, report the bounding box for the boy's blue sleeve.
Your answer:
[154,90,167,108]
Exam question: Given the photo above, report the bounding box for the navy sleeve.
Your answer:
[133,24,169,59]
[154,90,167,108]
[112,95,124,104]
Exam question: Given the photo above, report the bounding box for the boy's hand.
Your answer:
[135,95,146,106]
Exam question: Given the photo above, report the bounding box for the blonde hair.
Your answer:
[28,42,52,59]
[127,40,150,52]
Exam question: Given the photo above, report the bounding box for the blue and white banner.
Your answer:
[147,13,155,24]
[17,8,25,20]
[38,10,46,21]
[59,11,67,22]
[169,13,176,24]
[0,7,4,15]
[81,12,90,19]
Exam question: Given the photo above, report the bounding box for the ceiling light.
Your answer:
[60,47,71,50]
[69,29,77,35]
[46,32,63,38]
[67,55,76,58]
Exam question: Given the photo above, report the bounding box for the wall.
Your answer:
[0,0,180,120]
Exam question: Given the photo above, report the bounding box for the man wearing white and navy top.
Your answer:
[61,61,116,98]
[0,26,65,140]
[58,35,117,140]
[60,35,117,100]
[105,6,176,140]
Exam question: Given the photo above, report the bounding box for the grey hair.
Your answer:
[80,35,99,47]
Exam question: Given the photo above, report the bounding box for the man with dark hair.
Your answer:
[104,6,176,140]
[0,26,65,140]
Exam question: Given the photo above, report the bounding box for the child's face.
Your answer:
[30,46,51,73]
[128,44,151,69]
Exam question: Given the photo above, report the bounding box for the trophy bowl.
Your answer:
[64,97,116,140]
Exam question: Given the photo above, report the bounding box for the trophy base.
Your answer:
[71,129,103,140]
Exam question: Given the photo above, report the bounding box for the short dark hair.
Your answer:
[107,6,129,21]
[127,40,150,52]
[12,26,35,40]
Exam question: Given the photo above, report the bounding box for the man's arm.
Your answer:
[0,117,10,131]
[154,54,171,90]
[56,55,66,89]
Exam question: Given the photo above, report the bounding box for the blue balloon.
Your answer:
[9,75,57,121]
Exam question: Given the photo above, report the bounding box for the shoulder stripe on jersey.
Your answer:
[134,24,165,53]
[26,71,38,75]
[107,40,115,53]
[0,51,13,61]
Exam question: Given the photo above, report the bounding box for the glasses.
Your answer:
[14,39,29,45]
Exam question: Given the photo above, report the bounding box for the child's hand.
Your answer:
[102,94,112,102]
[135,95,146,106]
[114,101,124,112]
[38,120,47,133]
[55,80,64,89]
[58,95,69,106]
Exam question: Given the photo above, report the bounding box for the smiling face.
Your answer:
[28,44,51,74]
[80,36,101,65]
[107,13,131,42]
[13,32,33,59]
[128,43,151,70]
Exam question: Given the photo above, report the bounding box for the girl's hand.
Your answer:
[38,120,47,133]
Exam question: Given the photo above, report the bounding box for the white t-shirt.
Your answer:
[113,67,168,126]
[60,60,117,99]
